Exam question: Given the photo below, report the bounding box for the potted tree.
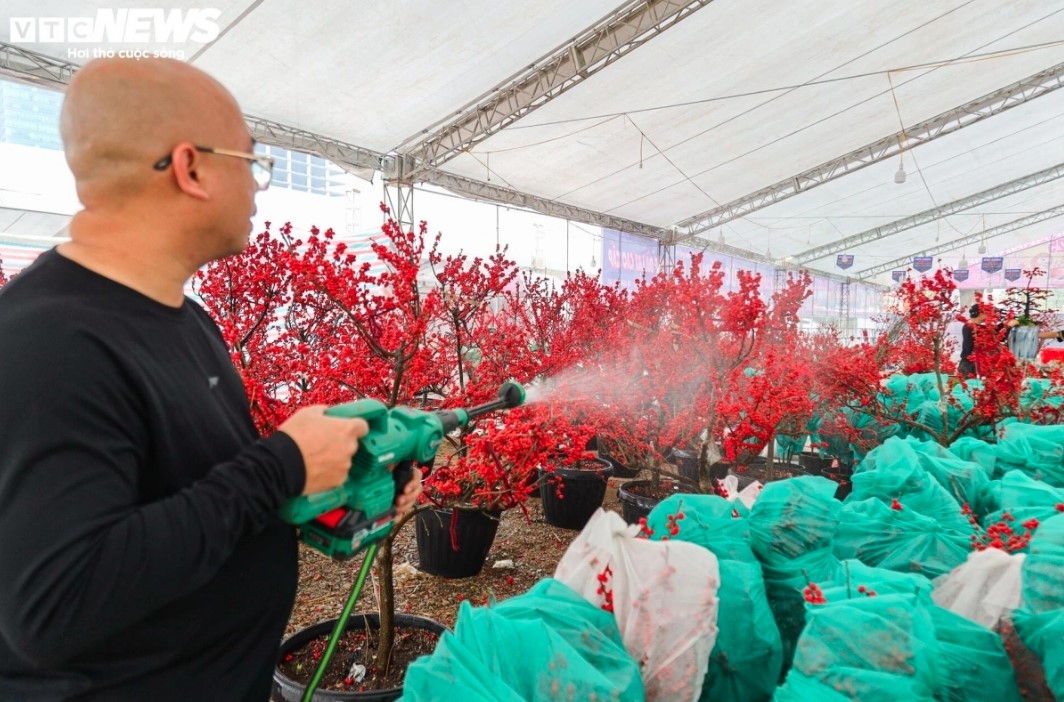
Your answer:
[195,211,549,699]
[1004,267,1052,361]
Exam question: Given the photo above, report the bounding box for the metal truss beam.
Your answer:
[424,169,669,239]
[675,61,1064,241]
[423,170,882,288]
[0,43,77,89]
[792,161,1064,265]
[658,241,676,271]
[383,182,415,233]
[245,116,383,178]
[854,204,1064,279]
[398,0,714,177]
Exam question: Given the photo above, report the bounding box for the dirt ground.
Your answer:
[285,481,627,637]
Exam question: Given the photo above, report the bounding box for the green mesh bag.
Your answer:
[841,407,899,461]
[749,477,843,670]
[776,434,808,461]
[849,437,970,534]
[647,494,753,563]
[399,579,644,702]
[906,438,989,516]
[646,495,783,702]
[749,477,841,559]
[701,559,784,702]
[981,471,1064,545]
[1013,608,1064,701]
[994,423,1064,488]
[946,436,997,476]
[774,593,938,702]
[1021,513,1064,614]
[928,605,1023,702]
[833,498,969,579]
[819,559,934,604]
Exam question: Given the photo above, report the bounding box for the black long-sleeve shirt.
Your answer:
[0,249,306,701]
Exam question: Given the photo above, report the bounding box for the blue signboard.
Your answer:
[981,257,1003,274]
[953,268,969,281]
[892,270,906,282]
[1004,268,1022,282]
[600,228,659,290]
[912,256,933,272]
[836,254,854,270]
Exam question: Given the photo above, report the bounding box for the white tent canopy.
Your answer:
[3,0,1064,286]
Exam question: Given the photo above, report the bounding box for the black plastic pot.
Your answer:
[824,465,855,501]
[272,613,446,702]
[797,452,834,476]
[539,458,613,530]
[617,479,679,525]
[668,448,699,487]
[415,508,501,578]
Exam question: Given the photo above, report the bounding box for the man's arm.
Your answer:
[0,332,305,668]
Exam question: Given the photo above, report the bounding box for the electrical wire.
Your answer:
[602,6,1064,215]
[555,1,982,204]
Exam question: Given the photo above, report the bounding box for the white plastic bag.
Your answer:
[719,474,763,509]
[932,547,1025,629]
[554,509,720,702]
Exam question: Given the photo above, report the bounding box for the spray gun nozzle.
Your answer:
[497,381,525,408]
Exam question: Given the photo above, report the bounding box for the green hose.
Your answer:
[301,542,379,702]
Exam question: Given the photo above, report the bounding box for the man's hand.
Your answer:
[278,406,369,495]
[394,467,423,517]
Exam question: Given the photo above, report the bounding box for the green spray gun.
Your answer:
[278,381,526,560]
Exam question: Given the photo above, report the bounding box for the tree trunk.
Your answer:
[373,535,396,673]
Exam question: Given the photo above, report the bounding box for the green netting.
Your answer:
[775,593,938,702]
[904,399,968,444]
[946,436,997,476]
[982,471,1064,543]
[749,477,843,670]
[701,559,784,702]
[1020,377,1064,411]
[399,579,644,702]
[833,498,969,579]
[974,478,1003,516]
[646,494,754,563]
[1013,608,1064,701]
[749,477,841,559]
[776,434,808,461]
[645,495,783,702]
[812,411,854,464]
[1021,513,1064,613]
[993,423,1064,488]
[906,438,989,516]
[819,559,934,604]
[849,437,970,534]
[928,605,1023,702]
[840,407,900,461]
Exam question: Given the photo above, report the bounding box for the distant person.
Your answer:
[0,58,422,701]
[960,303,1062,377]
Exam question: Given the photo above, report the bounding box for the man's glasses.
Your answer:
[153,145,274,191]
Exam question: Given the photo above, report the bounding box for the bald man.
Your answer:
[0,59,421,701]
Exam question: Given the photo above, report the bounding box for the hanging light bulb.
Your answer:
[977,215,986,254]
[894,161,907,184]
[977,242,986,255]
[958,253,968,269]
[590,254,597,268]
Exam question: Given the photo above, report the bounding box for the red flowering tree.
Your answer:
[590,255,813,490]
[0,252,8,288]
[194,208,616,675]
[813,271,1062,449]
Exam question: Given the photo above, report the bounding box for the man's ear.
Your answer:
[169,143,210,201]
